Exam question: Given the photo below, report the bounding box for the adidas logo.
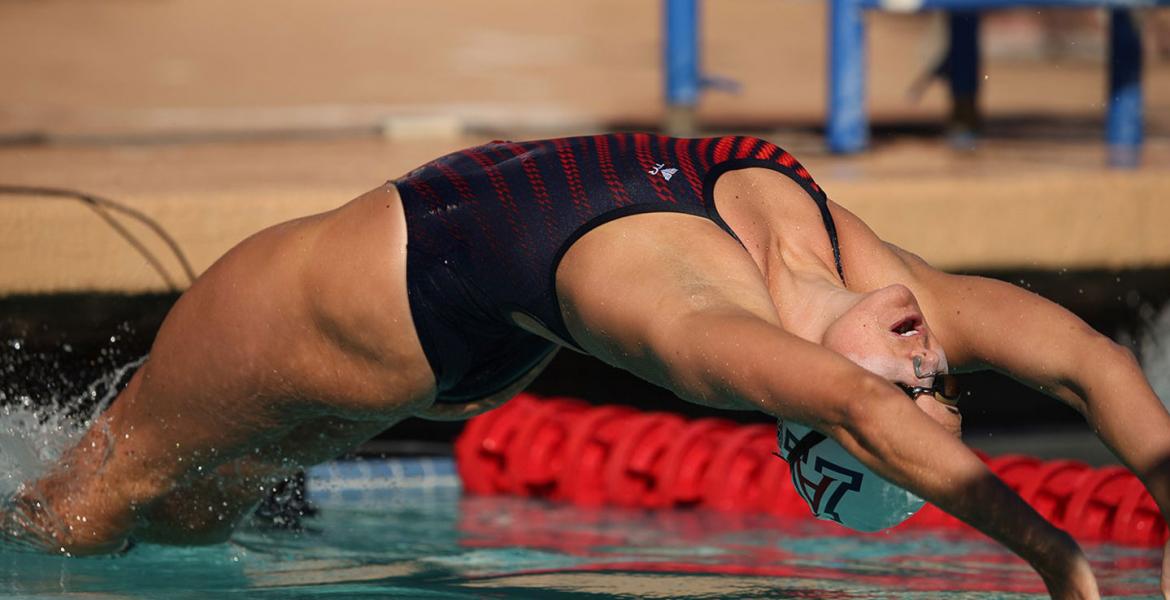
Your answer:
[648,163,678,181]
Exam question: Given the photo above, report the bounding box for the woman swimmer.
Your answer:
[8,134,1168,600]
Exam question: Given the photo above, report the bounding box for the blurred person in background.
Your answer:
[7,133,1167,600]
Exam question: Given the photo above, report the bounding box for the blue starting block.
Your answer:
[829,0,1162,166]
[662,0,1163,167]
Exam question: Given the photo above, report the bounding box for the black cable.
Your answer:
[0,185,196,291]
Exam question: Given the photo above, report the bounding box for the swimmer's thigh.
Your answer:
[34,187,433,551]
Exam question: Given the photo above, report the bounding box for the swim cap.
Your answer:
[776,419,924,532]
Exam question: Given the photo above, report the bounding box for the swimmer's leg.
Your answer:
[12,188,433,555]
[16,359,406,554]
[133,417,396,546]
[11,364,303,554]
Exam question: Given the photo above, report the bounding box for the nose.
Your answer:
[912,350,943,380]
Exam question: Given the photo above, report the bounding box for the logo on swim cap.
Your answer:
[777,419,925,532]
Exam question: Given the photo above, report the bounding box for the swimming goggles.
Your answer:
[895,374,961,407]
[901,356,961,406]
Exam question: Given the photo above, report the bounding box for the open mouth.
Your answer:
[890,316,921,337]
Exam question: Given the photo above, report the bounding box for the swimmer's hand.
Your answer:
[1162,538,1170,599]
[1037,544,1099,600]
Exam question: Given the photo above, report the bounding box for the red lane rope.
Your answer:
[455,393,1169,547]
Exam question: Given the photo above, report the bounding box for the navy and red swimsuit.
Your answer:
[392,134,842,403]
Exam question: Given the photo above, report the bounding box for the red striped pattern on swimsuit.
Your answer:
[433,161,503,256]
[695,137,715,170]
[713,136,736,163]
[753,142,778,161]
[673,138,703,197]
[409,178,463,243]
[592,134,634,207]
[518,148,558,240]
[633,133,677,204]
[462,148,533,261]
[553,138,591,216]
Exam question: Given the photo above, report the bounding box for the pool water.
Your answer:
[1,334,1168,599]
[1,482,1162,599]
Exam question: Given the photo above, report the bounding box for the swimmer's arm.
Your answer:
[893,247,1170,523]
[556,219,1093,595]
[592,299,1093,596]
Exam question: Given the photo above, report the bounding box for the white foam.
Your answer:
[1141,303,1170,410]
[0,355,145,499]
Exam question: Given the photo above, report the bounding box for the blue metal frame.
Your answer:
[664,0,701,108]
[859,0,1162,7]
[828,0,868,153]
[947,12,980,101]
[826,0,1165,163]
[1107,9,1143,166]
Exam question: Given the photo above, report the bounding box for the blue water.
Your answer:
[1,485,1161,599]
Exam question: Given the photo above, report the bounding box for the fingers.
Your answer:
[1161,544,1170,599]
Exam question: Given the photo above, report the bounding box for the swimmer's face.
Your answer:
[821,284,961,437]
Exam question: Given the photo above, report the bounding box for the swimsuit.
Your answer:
[392,133,842,404]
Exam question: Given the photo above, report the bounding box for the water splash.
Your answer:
[0,351,146,499]
[1140,303,1170,410]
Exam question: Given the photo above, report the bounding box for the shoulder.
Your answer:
[554,211,779,365]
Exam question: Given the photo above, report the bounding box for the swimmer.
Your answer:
[8,134,1168,599]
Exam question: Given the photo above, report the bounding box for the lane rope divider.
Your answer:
[455,393,1169,547]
